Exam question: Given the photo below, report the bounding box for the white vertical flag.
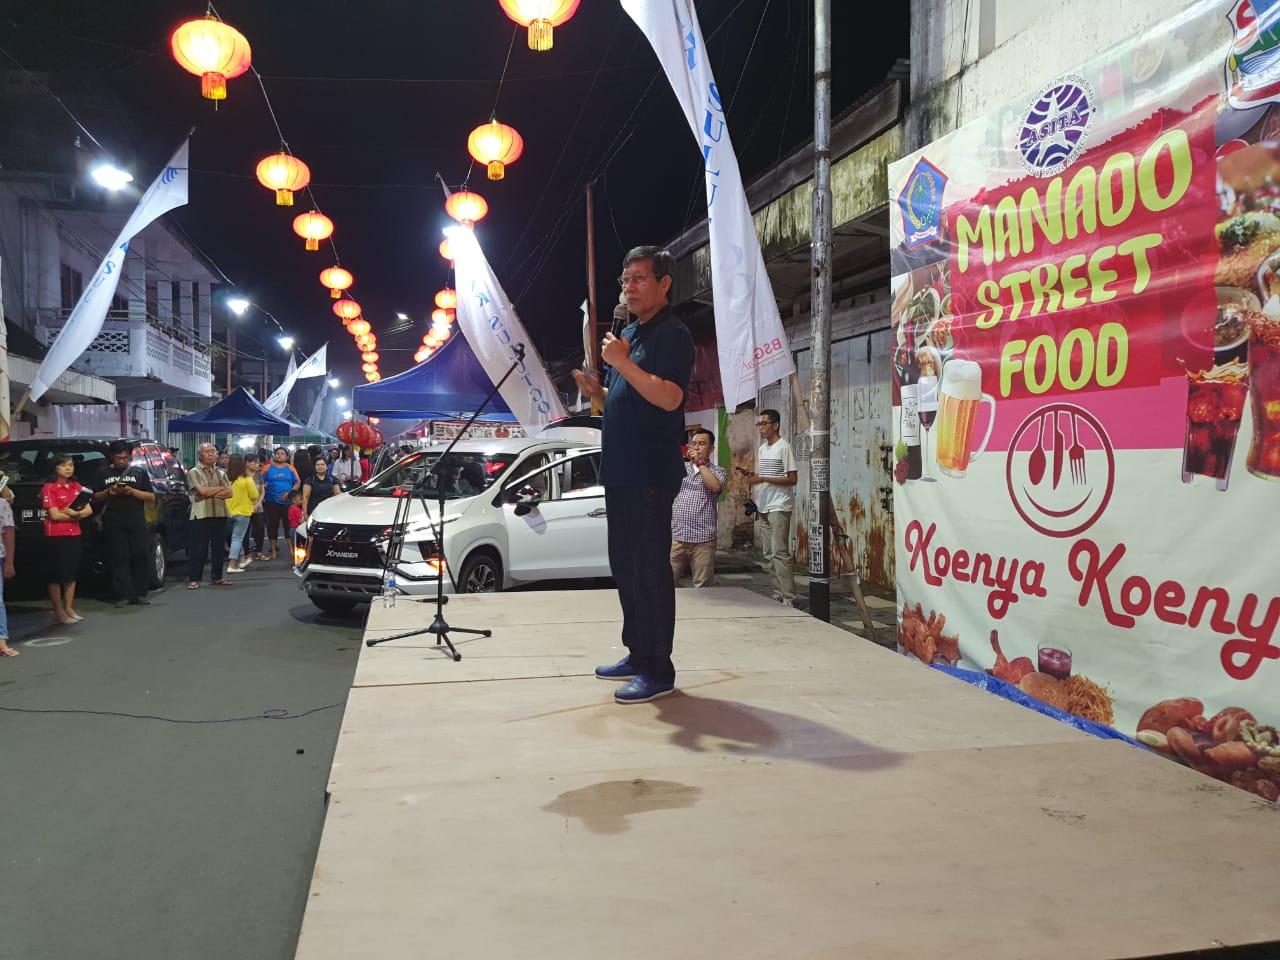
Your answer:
[451,229,567,429]
[620,0,793,410]
[264,354,298,416]
[305,378,329,435]
[30,140,190,402]
[294,343,327,378]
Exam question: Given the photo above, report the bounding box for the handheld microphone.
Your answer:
[611,297,630,338]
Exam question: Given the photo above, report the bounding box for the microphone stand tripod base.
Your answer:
[364,596,492,660]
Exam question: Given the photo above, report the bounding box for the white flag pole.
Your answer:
[29,139,191,403]
[619,0,794,409]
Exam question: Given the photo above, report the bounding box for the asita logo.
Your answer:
[1017,74,1096,177]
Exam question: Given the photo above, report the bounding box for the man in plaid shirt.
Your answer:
[670,428,727,587]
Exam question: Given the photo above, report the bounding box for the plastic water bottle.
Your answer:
[382,571,397,608]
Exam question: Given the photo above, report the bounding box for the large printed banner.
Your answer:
[889,0,1280,802]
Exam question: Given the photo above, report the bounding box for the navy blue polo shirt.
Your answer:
[600,306,694,491]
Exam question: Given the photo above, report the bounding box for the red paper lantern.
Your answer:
[256,151,311,206]
[361,351,379,363]
[439,237,456,264]
[320,266,353,299]
[367,426,385,447]
[336,420,358,445]
[333,299,362,320]
[348,318,371,337]
[170,17,252,101]
[467,119,524,180]
[498,0,579,51]
[444,190,488,227]
[292,211,333,251]
[431,308,455,326]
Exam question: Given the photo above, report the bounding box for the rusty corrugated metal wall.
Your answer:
[751,326,895,590]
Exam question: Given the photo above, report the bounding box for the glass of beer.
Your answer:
[1247,311,1280,480]
[935,359,996,479]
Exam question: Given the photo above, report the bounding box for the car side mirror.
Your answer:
[509,484,542,516]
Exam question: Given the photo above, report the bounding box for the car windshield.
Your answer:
[0,441,109,485]
[354,451,517,501]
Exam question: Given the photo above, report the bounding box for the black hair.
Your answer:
[690,427,715,445]
[759,409,780,426]
[107,440,131,457]
[623,245,675,280]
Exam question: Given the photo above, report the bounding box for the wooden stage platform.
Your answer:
[295,588,1280,960]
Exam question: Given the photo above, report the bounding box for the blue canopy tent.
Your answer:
[168,387,303,435]
[350,333,516,420]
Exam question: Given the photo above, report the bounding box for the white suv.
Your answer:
[294,437,609,615]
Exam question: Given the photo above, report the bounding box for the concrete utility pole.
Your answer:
[808,0,833,622]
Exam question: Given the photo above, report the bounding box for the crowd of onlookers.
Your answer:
[0,442,380,658]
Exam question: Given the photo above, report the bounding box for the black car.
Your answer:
[0,438,191,591]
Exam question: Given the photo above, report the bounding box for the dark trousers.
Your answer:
[605,486,677,684]
[188,516,228,583]
[104,523,150,601]
[264,502,289,553]
[246,512,265,554]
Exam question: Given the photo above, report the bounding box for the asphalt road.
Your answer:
[0,561,363,960]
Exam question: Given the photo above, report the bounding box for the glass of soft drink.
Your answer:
[1182,364,1248,491]
[1037,642,1072,681]
[1247,312,1280,480]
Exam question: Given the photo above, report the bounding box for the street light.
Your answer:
[227,297,251,316]
[278,336,295,351]
[342,410,353,420]
[328,377,341,388]
[91,163,134,190]
[335,397,347,407]
[395,312,409,321]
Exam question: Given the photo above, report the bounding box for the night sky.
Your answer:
[3,1,909,388]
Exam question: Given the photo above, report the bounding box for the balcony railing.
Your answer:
[38,318,213,399]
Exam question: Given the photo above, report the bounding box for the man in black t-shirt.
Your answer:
[573,246,694,704]
[92,440,156,606]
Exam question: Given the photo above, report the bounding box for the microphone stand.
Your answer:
[365,345,527,660]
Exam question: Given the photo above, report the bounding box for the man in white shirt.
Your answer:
[745,409,798,605]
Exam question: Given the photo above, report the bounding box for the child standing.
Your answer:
[41,454,92,624]
[287,489,304,554]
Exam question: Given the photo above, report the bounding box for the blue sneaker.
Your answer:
[614,676,675,704]
[595,656,637,681]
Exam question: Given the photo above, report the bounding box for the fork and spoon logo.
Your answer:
[1007,403,1116,538]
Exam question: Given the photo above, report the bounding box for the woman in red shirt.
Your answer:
[41,454,93,623]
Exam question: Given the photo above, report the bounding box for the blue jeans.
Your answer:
[228,515,251,563]
[0,569,8,640]
[605,486,677,684]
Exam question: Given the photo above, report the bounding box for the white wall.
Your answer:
[908,0,1195,146]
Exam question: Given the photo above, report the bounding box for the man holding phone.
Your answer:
[92,441,156,606]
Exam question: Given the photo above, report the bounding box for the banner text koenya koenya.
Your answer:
[906,520,1280,682]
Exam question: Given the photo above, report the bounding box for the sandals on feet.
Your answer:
[211,579,234,586]
[0,647,18,657]
[187,582,200,590]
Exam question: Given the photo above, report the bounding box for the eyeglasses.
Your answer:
[756,420,775,427]
[617,273,659,287]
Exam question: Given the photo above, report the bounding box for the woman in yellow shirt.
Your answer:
[226,455,260,573]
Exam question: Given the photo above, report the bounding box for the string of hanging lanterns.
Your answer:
[170,3,581,382]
